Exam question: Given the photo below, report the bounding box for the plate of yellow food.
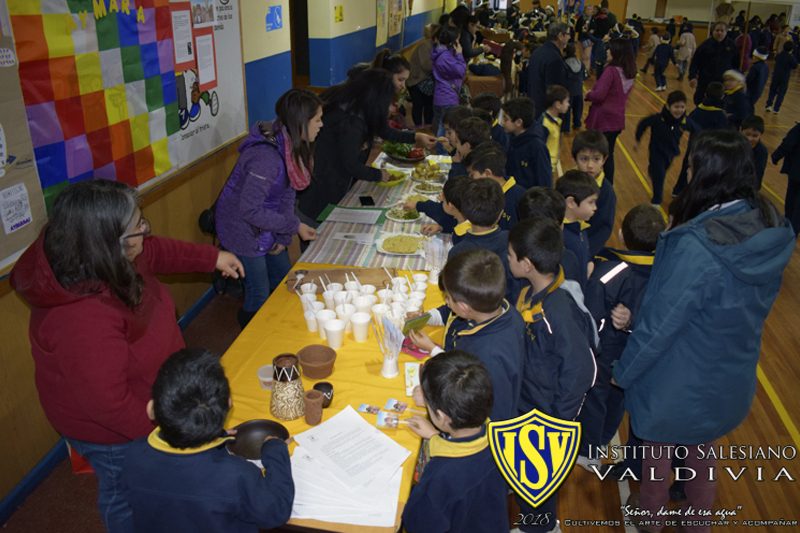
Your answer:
[376,233,426,256]
[413,181,444,195]
[376,169,408,187]
[411,161,446,183]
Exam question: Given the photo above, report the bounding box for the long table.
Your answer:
[221,163,449,532]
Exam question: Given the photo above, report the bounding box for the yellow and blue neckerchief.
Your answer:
[444,300,511,348]
[147,427,233,455]
[563,217,591,231]
[724,85,744,96]
[697,103,724,112]
[502,176,517,193]
[610,249,655,266]
[454,220,471,236]
[515,267,565,324]
[429,423,489,458]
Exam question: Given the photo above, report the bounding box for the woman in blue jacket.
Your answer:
[612,130,795,532]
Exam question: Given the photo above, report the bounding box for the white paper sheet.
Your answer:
[325,207,384,225]
[293,406,410,488]
[171,9,194,66]
[0,183,32,234]
[195,32,216,87]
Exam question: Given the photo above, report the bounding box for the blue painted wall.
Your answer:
[245,51,293,125]
[309,8,441,87]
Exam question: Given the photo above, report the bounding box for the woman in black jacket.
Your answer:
[297,69,435,222]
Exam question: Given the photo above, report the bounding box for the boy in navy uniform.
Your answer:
[517,187,583,288]
[403,351,510,533]
[540,85,570,176]
[555,170,600,282]
[447,178,509,264]
[634,90,687,205]
[771,121,800,234]
[441,106,474,177]
[501,97,553,189]
[409,249,525,422]
[472,92,510,151]
[722,69,753,129]
[741,115,768,189]
[575,205,665,471]
[766,41,798,114]
[673,82,728,196]
[464,141,526,229]
[122,349,293,532]
[408,175,470,243]
[746,47,770,108]
[571,130,617,255]
[507,216,598,533]
[453,117,492,168]
[652,33,675,91]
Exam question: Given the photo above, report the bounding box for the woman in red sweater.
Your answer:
[11,179,243,532]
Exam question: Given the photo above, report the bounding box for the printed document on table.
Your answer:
[293,405,411,488]
[325,207,384,225]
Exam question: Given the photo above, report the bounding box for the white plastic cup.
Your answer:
[300,282,318,294]
[372,303,390,323]
[391,303,407,319]
[409,291,426,302]
[412,282,427,293]
[351,312,371,342]
[412,273,428,284]
[257,364,274,390]
[354,296,374,314]
[346,289,361,302]
[324,319,346,349]
[408,298,424,310]
[377,289,393,303]
[333,291,350,307]
[406,304,421,315]
[299,293,317,310]
[393,284,410,295]
[360,284,376,295]
[304,310,318,332]
[311,301,325,313]
[391,276,408,287]
[322,290,337,310]
[327,282,344,293]
[315,309,337,340]
[335,303,356,333]
[344,281,360,292]
[392,292,409,304]
[429,268,440,285]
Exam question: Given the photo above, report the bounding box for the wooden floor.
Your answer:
[555,57,800,531]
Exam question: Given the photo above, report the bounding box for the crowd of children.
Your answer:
[95,6,800,533]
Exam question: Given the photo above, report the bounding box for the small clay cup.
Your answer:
[304,390,324,425]
[313,382,334,408]
[296,344,336,379]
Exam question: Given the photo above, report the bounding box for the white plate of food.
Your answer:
[386,205,422,223]
[413,181,444,195]
[411,161,446,183]
[376,233,426,256]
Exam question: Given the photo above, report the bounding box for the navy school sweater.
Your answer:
[416,200,458,235]
[723,87,753,130]
[443,301,526,421]
[753,141,768,190]
[635,107,687,161]
[746,60,769,106]
[653,42,675,68]
[686,100,729,134]
[563,220,590,282]
[505,125,552,189]
[500,177,526,230]
[402,425,509,533]
[771,50,798,84]
[515,270,598,420]
[586,171,617,256]
[585,248,655,361]
[448,226,514,299]
[492,122,511,152]
[122,430,293,533]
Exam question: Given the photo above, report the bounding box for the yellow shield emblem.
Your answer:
[488,409,581,508]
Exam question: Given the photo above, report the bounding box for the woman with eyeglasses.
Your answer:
[10,179,243,532]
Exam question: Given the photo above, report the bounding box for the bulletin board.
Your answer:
[1,0,246,269]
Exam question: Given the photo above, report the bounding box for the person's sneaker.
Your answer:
[575,454,600,472]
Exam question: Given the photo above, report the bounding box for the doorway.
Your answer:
[289,0,310,87]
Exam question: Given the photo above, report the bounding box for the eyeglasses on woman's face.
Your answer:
[120,216,151,243]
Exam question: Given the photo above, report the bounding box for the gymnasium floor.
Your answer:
[3,56,799,532]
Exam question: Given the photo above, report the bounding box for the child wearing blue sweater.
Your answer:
[122,349,293,533]
[556,170,600,282]
[464,141,526,230]
[403,351,509,533]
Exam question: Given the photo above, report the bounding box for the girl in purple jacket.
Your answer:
[431,26,467,136]
[215,89,322,327]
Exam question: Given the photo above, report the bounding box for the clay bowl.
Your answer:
[226,419,290,460]
[296,344,337,379]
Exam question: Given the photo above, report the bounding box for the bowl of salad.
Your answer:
[383,141,426,163]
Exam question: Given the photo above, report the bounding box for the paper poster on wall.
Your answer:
[376,0,388,46]
[266,5,283,31]
[171,2,196,71]
[194,27,217,92]
[0,47,15,67]
[190,0,216,28]
[0,182,32,235]
[388,0,404,36]
[334,5,344,23]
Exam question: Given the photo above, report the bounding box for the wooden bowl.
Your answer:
[296,344,337,379]
[226,419,290,460]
